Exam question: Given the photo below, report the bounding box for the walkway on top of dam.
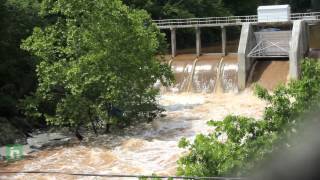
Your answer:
[153,12,320,29]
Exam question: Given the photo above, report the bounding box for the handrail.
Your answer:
[153,12,320,28]
[153,15,258,22]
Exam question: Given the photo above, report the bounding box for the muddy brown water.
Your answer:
[0,92,266,180]
[309,24,320,50]
[248,60,289,90]
[176,40,240,55]
[192,55,221,93]
[169,54,197,93]
[308,24,320,59]
[220,56,238,93]
[0,53,292,179]
[168,54,238,93]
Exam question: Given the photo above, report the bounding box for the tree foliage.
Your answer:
[177,59,320,177]
[262,0,312,12]
[123,0,230,19]
[0,0,44,144]
[0,0,40,118]
[21,0,173,133]
[124,0,315,19]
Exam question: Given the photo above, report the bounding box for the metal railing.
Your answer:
[153,15,258,28]
[153,12,320,29]
[291,12,320,20]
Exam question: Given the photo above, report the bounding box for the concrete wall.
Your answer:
[238,23,256,90]
[289,20,309,80]
[238,20,310,89]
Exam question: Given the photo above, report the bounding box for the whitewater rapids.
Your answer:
[0,91,266,179]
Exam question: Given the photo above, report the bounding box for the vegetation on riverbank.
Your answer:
[0,0,318,144]
[20,0,173,138]
[177,59,320,177]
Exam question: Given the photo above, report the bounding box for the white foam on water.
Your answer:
[172,64,193,73]
[2,91,266,179]
[222,64,238,71]
[195,64,212,71]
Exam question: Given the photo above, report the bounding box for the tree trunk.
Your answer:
[105,123,111,133]
[75,125,83,141]
[88,109,98,136]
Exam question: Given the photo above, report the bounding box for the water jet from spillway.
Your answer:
[247,59,289,90]
[167,54,238,93]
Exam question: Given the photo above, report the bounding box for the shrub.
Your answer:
[177,59,320,177]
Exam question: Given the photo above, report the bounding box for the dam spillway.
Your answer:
[167,54,238,93]
[167,54,291,93]
[248,60,290,90]
[192,55,221,93]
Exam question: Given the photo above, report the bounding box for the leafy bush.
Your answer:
[177,59,320,177]
[21,0,173,134]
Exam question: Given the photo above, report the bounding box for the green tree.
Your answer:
[261,0,312,12]
[224,0,259,15]
[21,0,173,135]
[0,0,43,145]
[124,0,230,19]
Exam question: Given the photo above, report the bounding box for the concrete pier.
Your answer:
[289,20,309,80]
[171,28,177,57]
[196,27,201,57]
[238,23,255,90]
[221,26,227,56]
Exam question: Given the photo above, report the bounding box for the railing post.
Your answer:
[221,26,227,56]
[171,27,177,58]
[196,27,201,57]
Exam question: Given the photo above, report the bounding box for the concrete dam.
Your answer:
[154,5,320,92]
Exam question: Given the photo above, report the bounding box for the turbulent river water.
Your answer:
[0,91,266,180]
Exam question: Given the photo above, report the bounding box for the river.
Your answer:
[0,91,266,179]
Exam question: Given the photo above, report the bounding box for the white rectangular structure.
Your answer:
[258,5,291,22]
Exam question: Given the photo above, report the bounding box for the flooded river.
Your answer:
[0,91,266,179]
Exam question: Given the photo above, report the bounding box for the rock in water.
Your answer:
[27,133,71,149]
